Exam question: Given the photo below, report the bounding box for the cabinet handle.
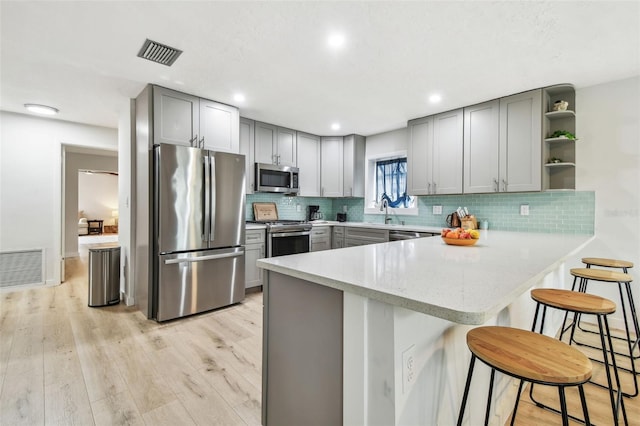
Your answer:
[493,178,499,192]
[433,182,437,194]
[427,182,431,194]
[190,134,198,147]
[199,136,205,148]
[502,179,507,192]
[321,187,324,196]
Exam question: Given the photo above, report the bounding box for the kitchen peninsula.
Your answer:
[257,230,593,426]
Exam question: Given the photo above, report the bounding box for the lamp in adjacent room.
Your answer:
[112,210,119,226]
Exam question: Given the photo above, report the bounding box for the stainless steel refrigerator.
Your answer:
[152,143,246,321]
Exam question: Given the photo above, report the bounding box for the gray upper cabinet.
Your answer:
[407,116,433,195]
[499,89,542,192]
[343,135,365,197]
[152,85,239,153]
[277,127,297,166]
[408,110,463,195]
[433,109,464,194]
[199,99,239,153]
[255,122,297,166]
[463,90,542,193]
[153,86,199,146]
[255,122,277,164]
[320,136,344,197]
[463,100,501,193]
[239,117,255,194]
[297,132,321,196]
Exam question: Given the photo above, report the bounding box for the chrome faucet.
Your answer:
[380,199,392,224]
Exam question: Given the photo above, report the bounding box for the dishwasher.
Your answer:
[388,230,437,241]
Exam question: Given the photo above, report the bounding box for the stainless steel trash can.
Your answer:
[88,246,120,307]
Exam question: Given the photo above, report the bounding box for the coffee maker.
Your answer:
[308,205,321,221]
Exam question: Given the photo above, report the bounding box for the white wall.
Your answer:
[118,99,135,305]
[572,75,640,325]
[65,152,117,257]
[0,111,117,284]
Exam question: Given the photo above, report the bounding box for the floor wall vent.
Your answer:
[137,39,183,67]
[0,249,44,287]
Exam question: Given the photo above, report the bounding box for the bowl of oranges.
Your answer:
[441,228,480,246]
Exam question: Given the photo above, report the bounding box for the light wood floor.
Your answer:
[1,247,638,425]
[0,245,262,425]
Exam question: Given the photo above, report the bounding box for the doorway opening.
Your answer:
[61,145,117,282]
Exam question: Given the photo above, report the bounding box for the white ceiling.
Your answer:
[1,1,639,137]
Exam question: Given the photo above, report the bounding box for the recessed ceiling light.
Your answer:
[233,93,246,102]
[429,94,442,103]
[331,123,341,131]
[327,33,346,49]
[24,104,59,115]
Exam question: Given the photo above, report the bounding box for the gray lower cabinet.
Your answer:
[344,227,389,247]
[310,226,331,252]
[332,227,344,249]
[245,229,265,289]
[263,272,343,425]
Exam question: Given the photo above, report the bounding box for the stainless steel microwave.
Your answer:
[255,163,299,194]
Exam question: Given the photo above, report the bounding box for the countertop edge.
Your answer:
[257,233,595,325]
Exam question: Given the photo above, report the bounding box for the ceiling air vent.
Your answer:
[137,39,183,66]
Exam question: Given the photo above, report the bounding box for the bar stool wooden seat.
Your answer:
[569,267,639,397]
[457,326,592,426]
[582,257,633,272]
[531,288,628,425]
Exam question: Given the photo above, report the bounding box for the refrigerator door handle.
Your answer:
[203,154,210,242]
[164,251,243,265]
[209,154,216,242]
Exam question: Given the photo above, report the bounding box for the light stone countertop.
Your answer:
[257,230,594,325]
[246,223,267,230]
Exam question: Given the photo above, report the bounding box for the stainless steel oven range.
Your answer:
[249,220,312,257]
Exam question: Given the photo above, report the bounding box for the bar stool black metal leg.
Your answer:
[484,368,496,426]
[457,355,476,426]
[510,380,525,426]
[597,315,628,425]
[578,384,591,426]
[558,386,569,426]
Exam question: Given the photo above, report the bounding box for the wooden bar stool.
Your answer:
[531,288,628,425]
[457,326,592,426]
[569,267,638,398]
[580,258,638,354]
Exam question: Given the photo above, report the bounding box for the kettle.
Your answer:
[446,212,461,228]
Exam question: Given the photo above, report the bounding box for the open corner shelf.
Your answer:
[542,84,576,191]
[545,162,576,168]
[545,110,576,120]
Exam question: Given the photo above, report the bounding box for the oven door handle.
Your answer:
[271,231,311,238]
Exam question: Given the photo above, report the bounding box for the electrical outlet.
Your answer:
[402,345,416,393]
[343,205,348,213]
[520,204,529,216]
[433,205,443,215]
